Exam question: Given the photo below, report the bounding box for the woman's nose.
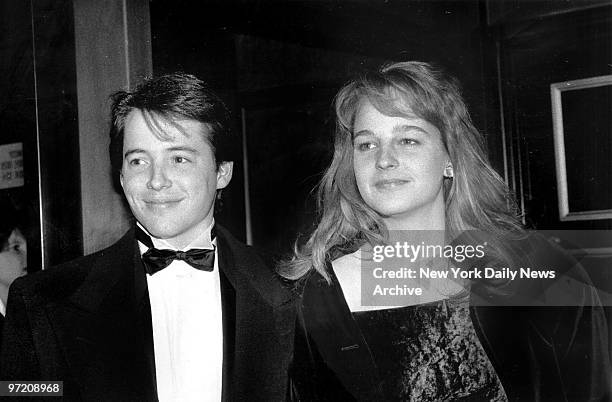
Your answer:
[375,145,399,170]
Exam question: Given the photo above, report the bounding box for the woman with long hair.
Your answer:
[285,62,609,401]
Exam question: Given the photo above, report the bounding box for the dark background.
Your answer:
[1,0,611,271]
[150,0,612,253]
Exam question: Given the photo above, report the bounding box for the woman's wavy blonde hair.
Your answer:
[280,61,523,283]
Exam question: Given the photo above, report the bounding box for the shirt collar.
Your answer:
[136,220,216,253]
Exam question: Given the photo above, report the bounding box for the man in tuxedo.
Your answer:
[0,74,297,401]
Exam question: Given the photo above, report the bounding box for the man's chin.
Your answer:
[138,222,177,240]
[144,229,176,240]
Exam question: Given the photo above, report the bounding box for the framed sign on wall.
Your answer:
[551,75,612,221]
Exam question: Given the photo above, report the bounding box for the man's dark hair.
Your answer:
[109,73,234,179]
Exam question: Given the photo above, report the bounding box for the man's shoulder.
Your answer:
[10,230,134,305]
[215,225,278,266]
[215,225,298,305]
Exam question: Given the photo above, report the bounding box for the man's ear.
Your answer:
[119,171,125,190]
[216,161,233,190]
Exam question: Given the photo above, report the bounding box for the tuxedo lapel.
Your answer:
[219,269,236,402]
[134,260,157,401]
[46,229,157,401]
[215,225,297,402]
[215,225,237,402]
[299,269,384,401]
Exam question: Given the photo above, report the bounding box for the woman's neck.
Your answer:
[383,203,446,231]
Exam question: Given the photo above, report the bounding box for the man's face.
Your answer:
[120,110,233,248]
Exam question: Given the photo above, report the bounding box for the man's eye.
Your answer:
[174,156,190,164]
[128,159,145,166]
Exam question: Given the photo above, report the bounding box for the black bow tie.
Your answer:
[136,226,216,275]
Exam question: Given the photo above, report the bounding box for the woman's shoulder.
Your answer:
[469,230,601,307]
[298,250,362,306]
[331,249,362,272]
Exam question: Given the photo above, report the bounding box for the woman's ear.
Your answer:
[444,162,454,178]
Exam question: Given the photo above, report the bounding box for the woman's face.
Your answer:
[0,229,27,288]
[352,99,449,229]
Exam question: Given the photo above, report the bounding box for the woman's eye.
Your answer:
[400,138,419,146]
[355,142,376,151]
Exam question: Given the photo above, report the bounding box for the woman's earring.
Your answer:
[444,164,454,179]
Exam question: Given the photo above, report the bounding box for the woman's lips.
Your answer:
[374,179,410,190]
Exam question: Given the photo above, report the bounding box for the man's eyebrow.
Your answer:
[167,146,199,154]
[123,146,199,158]
[124,149,146,158]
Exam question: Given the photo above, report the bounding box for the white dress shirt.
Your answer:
[138,222,223,402]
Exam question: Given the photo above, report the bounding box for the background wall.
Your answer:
[0,0,151,270]
[74,0,152,255]
[1,0,610,271]
[150,0,489,254]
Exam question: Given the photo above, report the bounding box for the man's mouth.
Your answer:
[144,199,182,208]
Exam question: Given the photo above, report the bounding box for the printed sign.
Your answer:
[0,142,24,189]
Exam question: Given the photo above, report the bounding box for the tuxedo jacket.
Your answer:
[291,236,612,401]
[1,225,297,401]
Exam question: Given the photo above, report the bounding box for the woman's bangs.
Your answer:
[365,86,432,124]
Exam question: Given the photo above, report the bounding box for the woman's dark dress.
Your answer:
[291,235,611,401]
[353,300,507,401]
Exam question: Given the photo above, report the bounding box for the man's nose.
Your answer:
[375,145,399,170]
[147,163,172,190]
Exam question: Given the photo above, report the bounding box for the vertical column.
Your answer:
[31,0,83,268]
[73,0,152,254]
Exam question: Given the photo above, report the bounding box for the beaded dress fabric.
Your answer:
[353,299,508,402]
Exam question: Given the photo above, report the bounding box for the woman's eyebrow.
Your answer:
[353,129,374,139]
[392,124,429,135]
